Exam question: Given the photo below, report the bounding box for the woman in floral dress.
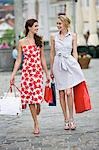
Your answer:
[10,19,50,134]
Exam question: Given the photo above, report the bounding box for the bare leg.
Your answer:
[59,90,68,121]
[29,104,39,133]
[66,88,76,129]
[36,104,41,115]
[66,88,73,120]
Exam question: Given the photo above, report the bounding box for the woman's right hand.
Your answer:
[50,69,54,79]
[10,74,15,85]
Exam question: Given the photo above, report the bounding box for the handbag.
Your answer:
[44,84,53,103]
[0,85,22,116]
[49,81,56,106]
[73,81,91,113]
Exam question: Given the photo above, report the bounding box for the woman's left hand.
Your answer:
[46,73,50,83]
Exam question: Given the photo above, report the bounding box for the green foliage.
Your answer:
[1,29,15,46]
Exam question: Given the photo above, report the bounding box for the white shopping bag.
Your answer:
[0,92,22,116]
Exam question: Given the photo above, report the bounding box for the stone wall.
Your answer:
[0,48,14,71]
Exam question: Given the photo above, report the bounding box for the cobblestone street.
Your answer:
[0,59,99,150]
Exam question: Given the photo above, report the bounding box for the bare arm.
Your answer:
[72,33,78,60]
[40,41,49,80]
[50,35,55,72]
[10,40,22,84]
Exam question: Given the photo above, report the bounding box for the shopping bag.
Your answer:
[12,84,27,110]
[73,81,91,113]
[0,94,22,116]
[0,85,22,116]
[44,85,53,103]
[49,82,56,106]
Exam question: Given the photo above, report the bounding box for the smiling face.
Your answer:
[29,22,39,34]
[57,16,71,33]
[57,18,64,32]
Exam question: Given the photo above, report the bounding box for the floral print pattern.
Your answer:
[21,45,43,108]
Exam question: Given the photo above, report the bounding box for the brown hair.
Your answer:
[25,19,42,48]
[58,15,71,29]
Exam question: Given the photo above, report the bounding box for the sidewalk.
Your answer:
[0,59,99,150]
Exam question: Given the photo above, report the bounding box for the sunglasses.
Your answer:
[57,22,62,25]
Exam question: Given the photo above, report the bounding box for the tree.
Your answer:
[1,29,15,46]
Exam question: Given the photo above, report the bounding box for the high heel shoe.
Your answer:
[64,120,70,130]
[69,119,76,130]
[33,128,40,135]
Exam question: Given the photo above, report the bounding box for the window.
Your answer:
[86,0,89,7]
[81,0,89,7]
[59,4,66,14]
[40,16,44,27]
[97,21,99,28]
[49,3,66,17]
[83,22,89,34]
[50,0,64,2]
[97,21,99,39]
[57,0,64,1]
[49,5,56,17]
[49,2,66,28]
[96,0,99,6]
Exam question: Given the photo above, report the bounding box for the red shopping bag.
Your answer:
[44,85,53,103]
[73,81,91,113]
[49,82,56,106]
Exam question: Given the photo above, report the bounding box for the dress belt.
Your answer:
[56,52,71,71]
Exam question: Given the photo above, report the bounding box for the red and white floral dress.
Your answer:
[21,44,43,108]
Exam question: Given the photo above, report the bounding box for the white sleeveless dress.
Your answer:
[53,32,85,90]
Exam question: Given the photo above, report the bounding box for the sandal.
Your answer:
[69,119,76,130]
[33,128,40,135]
[64,120,70,130]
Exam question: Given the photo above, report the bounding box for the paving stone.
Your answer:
[0,59,99,150]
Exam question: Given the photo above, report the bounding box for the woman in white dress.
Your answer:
[50,15,85,130]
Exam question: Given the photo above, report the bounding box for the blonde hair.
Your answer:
[58,15,71,29]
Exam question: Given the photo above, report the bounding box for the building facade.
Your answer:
[15,0,99,45]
